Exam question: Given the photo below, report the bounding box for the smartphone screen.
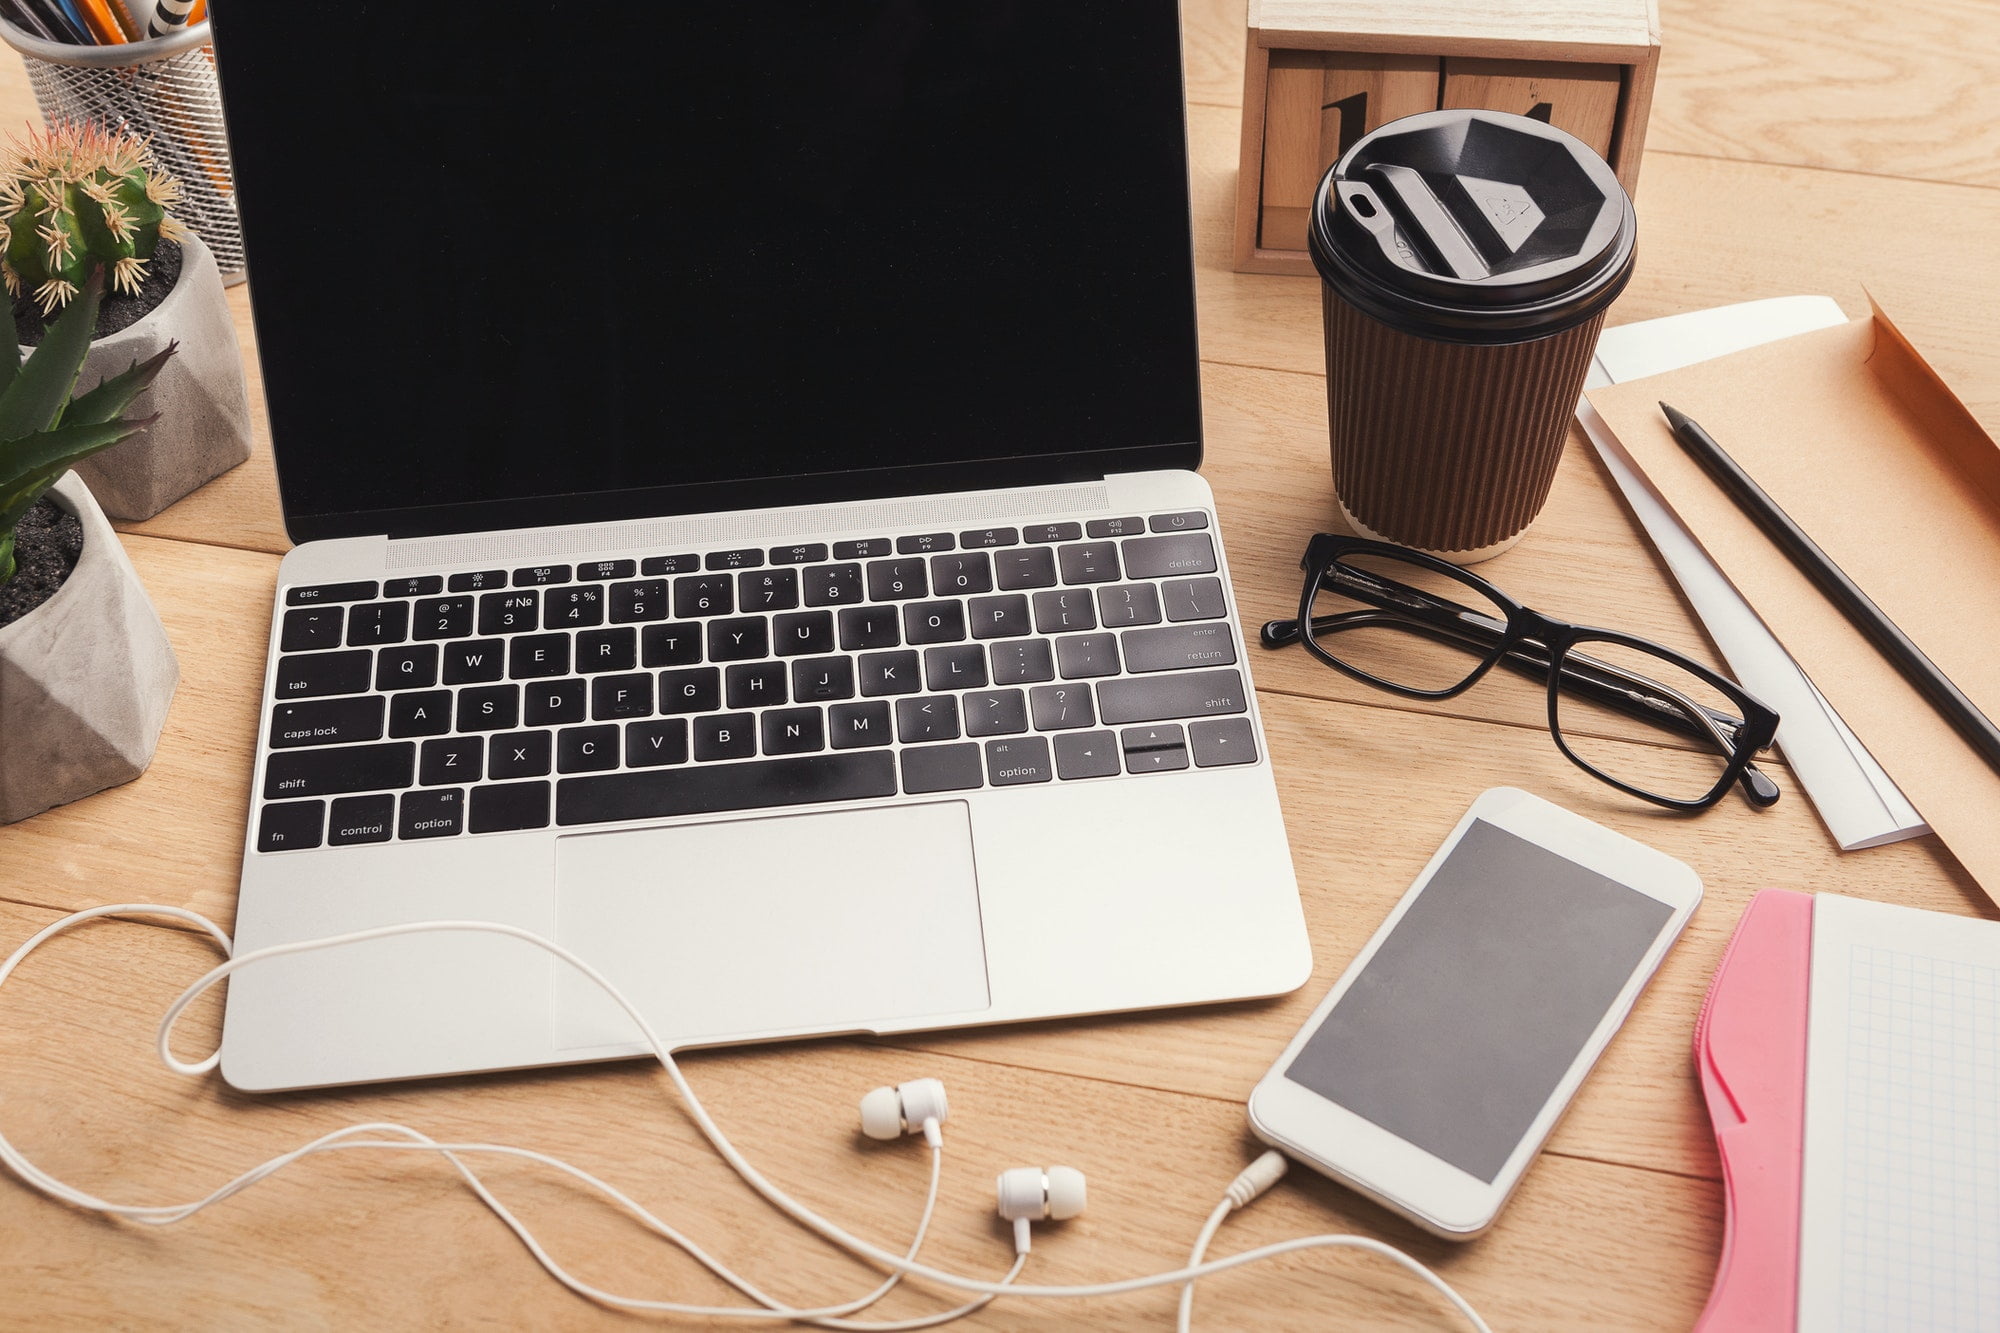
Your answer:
[1282,819,1674,1183]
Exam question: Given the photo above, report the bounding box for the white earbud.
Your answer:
[858,1077,950,1147]
[995,1164,1087,1252]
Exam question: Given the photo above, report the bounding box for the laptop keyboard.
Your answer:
[254,512,1258,852]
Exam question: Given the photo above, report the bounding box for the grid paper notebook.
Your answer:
[1797,895,2000,1331]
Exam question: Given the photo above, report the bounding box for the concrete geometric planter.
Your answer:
[65,232,253,520]
[0,471,179,825]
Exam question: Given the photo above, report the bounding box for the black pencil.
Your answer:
[1660,401,2000,779]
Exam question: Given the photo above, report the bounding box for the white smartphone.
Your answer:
[1248,787,1700,1240]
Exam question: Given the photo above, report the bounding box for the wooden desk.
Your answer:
[4,3,1997,1326]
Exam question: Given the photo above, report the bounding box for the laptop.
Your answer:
[209,2,1311,1092]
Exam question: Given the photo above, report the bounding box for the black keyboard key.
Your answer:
[903,600,965,645]
[399,787,464,839]
[705,547,763,570]
[514,564,571,587]
[994,547,1058,591]
[257,799,324,851]
[804,562,865,606]
[1121,532,1217,579]
[545,585,605,629]
[1121,723,1189,774]
[968,594,1032,640]
[579,560,636,581]
[774,610,835,657]
[1122,622,1237,674]
[281,606,344,651]
[1033,589,1096,634]
[507,633,570,679]
[963,688,1028,737]
[421,735,484,785]
[264,742,415,800]
[694,713,757,762]
[1097,583,1162,628]
[557,751,897,825]
[771,542,830,565]
[741,568,800,612]
[1086,516,1145,538]
[930,552,992,595]
[792,656,855,702]
[707,616,769,662]
[897,695,961,743]
[675,575,734,617]
[479,591,540,635]
[413,596,474,640]
[867,558,928,601]
[269,696,384,749]
[838,605,901,650]
[576,626,638,673]
[641,622,704,666]
[1163,576,1229,622]
[388,690,452,737]
[1096,669,1249,726]
[525,678,587,727]
[833,538,891,559]
[924,644,987,691]
[447,570,507,593]
[287,581,377,607]
[456,684,520,732]
[830,701,893,748]
[858,650,921,696]
[1030,683,1096,731]
[896,532,953,554]
[1054,730,1120,780]
[385,576,443,598]
[489,730,553,779]
[761,707,825,756]
[558,725,620,773]
[625,718,689,768]
[611,579,669,623]
[725,661,787,709]
[328,794,394,845]
[1056,632,1120,679]
[1058,542,1121,584]
[641,554,699,576]
[1025,523,1082,543]
[988,638,1055,684]
[442,638,507,684]
[346,601,409,646]
[275,649,372,699]
[1149,510,1209,533]
[985,736,1053,786]
[591,672,654,719]
[901,742,982,794]
[658,667,721,714]
[959,527,1018,549]
[469,781,551,833]
[376,643,440,691]
[1192,716,1259,767]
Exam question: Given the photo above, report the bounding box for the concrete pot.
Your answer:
[66,231,253,520]
[0,471,179,825]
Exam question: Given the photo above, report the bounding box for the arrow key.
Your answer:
[1054,730,1120,780]
[1191,717,1259,768]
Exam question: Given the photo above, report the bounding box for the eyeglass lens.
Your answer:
[1307,549,1512,694]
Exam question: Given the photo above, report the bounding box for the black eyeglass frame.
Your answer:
[1281,534,1781,812]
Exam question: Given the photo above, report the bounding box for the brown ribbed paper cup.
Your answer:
[1309,110,1637,562]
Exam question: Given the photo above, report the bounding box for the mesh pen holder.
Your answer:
[0,18,241,283]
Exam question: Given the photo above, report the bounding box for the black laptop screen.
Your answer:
[211,3,1202,542]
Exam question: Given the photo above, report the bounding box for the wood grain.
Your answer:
[1440,56,1624,157]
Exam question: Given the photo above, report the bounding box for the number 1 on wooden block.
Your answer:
[1259,51,1440,254]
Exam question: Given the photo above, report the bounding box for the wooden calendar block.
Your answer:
[1441,57,1622,161]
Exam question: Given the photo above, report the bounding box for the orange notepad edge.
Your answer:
[1589,306,2000,904]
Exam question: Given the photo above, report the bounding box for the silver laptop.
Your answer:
[210,2,1310,1092]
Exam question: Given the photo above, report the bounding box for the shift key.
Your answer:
[1096,669,1248,726]
[264,742,415,799]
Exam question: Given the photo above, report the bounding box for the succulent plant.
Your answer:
[0,122,188,316]
[0,267,173,585]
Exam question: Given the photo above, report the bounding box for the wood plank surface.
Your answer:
[3,0,1997,1327]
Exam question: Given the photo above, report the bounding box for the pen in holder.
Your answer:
[0,16,241,284]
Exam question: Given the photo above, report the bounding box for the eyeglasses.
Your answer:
[1260,534,1782,812]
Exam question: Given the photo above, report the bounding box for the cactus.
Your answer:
[0,122,189,316]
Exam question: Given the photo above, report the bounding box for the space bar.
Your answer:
[555,753,899,827]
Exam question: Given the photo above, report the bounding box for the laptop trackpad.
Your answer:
[552,801,990,1051]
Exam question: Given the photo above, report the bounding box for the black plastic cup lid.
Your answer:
[1309,109,1637,345]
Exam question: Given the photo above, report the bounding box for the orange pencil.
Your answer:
[74,0,127,42]
[188,0,203,21]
